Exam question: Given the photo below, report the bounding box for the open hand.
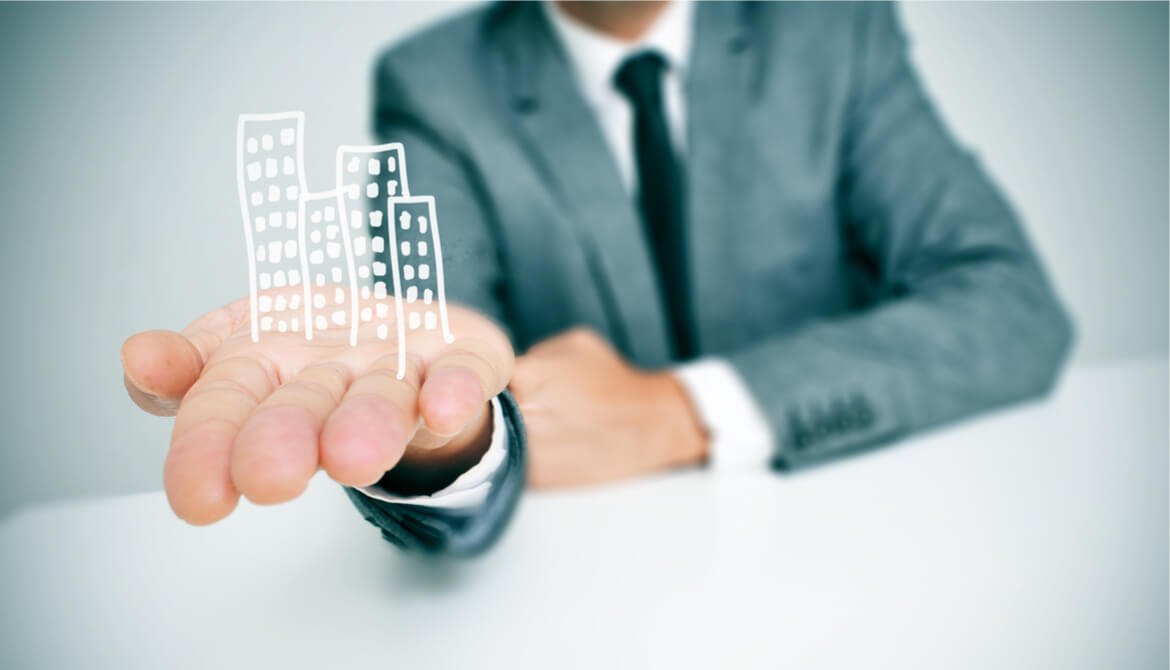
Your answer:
[121,289,513,525]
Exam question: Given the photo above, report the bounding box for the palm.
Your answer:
[122,293,513,525]
[215,296,498,385]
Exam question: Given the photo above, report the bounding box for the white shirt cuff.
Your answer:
[673,358,774,470]
[355,396,508,510]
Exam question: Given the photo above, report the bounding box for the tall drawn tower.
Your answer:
[335,143,409,346]
[297,189,355,340]
[236,112,308,341]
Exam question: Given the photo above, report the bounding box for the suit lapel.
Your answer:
[685,2,762,353]
[489,2,673,366]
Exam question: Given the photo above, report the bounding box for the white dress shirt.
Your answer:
[544,0,774,469]
[359,1,773,511]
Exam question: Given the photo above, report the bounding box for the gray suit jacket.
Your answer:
[349,1,1073,554]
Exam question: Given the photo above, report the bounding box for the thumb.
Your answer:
[122,298,245,416]
[121,330,204,416]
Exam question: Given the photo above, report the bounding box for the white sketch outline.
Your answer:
[333,174,360,347]
[332,141,411,198]
[334,142,408,347]
[296,188,343,341]
[388,194,455,346]
[384,206,408,380]
[236,113,453,378]
[236,111,306,343]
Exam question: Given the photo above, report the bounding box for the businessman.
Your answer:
[121,1,1072,555]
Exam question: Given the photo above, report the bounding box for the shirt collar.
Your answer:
[543,0,693,105]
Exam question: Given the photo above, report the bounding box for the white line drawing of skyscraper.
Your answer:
[335,143,410,347]
[297,189,355,340]
[236,112,307,341]
[235,112,455,373]
[383,195,455,377]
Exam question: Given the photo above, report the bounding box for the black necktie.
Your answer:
[615,51,696,360]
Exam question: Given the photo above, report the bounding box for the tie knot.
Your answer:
[614,51,668,109]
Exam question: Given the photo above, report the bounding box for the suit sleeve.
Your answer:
[727,3,1074,470]
[341,49,525,555]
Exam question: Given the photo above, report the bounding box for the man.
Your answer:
[121,1,1072,555]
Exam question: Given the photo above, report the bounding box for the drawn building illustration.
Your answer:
[236,112,308,339]
[369,194,457,377]
[297,189,352,339]
[335,143,409,345]
[387,196,454,336]
[236,112,452,376]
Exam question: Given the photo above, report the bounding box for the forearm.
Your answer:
[727,257,1073,469]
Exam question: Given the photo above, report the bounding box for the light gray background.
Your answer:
[0,2,1165,515]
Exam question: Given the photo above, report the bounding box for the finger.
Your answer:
[165,356,277,525]
[121,331,204,416]
[320,354,423,487]
[179,299,246,364]
[420,338,513,438]
[230,362,351,504]
[121,301,243,416]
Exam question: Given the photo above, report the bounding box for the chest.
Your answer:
[474,34,860,359]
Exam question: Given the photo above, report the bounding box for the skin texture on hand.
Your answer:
[510,328,708,489]
[121,289,514,526]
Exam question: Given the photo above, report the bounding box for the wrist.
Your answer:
[651,372,709,467]
[376,402,493,495]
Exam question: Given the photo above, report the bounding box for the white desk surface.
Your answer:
[2,356,1166,669]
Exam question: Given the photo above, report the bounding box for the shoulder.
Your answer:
[377,5,490,75]
[746,1,888,53]
[372,2,523,95]
[368,2,530,131]
[740,2,906,100]
[751,1,895,31]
